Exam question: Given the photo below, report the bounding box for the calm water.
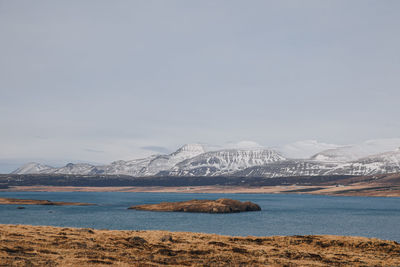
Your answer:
[0,192,399,241]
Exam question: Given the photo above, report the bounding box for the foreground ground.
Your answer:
[0,225,399,266]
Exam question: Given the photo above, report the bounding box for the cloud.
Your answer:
[140,146,170,154]
[223,140,264,150]
[316,138,400,161]
[279,138,400,159]
[279,140,341,159]
[84,148,105,153]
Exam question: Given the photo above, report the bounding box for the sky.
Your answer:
[1,1,400,172]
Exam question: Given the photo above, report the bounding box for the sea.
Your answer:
[1,192,399,242]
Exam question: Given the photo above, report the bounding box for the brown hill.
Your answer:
[128,198,261,213]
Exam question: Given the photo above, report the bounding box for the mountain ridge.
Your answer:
[11,143,400,178]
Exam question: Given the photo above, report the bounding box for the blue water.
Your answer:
[0,192,399,242]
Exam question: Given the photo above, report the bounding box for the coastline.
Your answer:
[1,224,399,266]
[2,184,400,197]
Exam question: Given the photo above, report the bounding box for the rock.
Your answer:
[128,198,261,213]
[126,236,148,247]
[77,228,95,234]
[17,206,25,209]
[160,235,173,242]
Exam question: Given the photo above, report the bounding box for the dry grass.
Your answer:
[1,224,400,266]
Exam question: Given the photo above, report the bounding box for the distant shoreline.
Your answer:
[0,197,94,206]
[1,173,399,197]
[2,184,400,197]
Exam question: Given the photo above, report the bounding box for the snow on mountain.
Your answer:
[327,148,400,176]
[103,144,206,176]
[52,163,100,175]
[233,160,340,178]
[310,138,400,162]
[10,141,400,178]
[100,156,158,176]
[11,144,206,176]
[11,162,55,174]
[140,144,205,176]
[167,149,286,176]
[235,148,400,178]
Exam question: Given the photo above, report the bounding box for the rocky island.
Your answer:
[128,198,261,213]
[0,197,94,206]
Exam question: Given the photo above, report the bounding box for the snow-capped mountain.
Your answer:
[166,149,286,176]
[11,144,206,176]
[328,148,400,176]
[52,163,101,175]
[233,160,340,178]
[99,156,158,176]
[99,144,205,176]
[11,162,55,174]
[12,162,102,175]
[140,144,205,176]
[10,143,400,178]
[235,148,400,178]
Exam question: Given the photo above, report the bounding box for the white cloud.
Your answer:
[280,138,400,160]
[279,140,341,159]
[361,138,400,153]
[223,140,264,150]
[312,138,400,161]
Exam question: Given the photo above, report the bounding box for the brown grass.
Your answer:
[0,224,399,266]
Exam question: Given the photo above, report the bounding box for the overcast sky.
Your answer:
[1,1,400,172]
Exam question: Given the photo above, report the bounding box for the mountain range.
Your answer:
[11,143,400,178]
